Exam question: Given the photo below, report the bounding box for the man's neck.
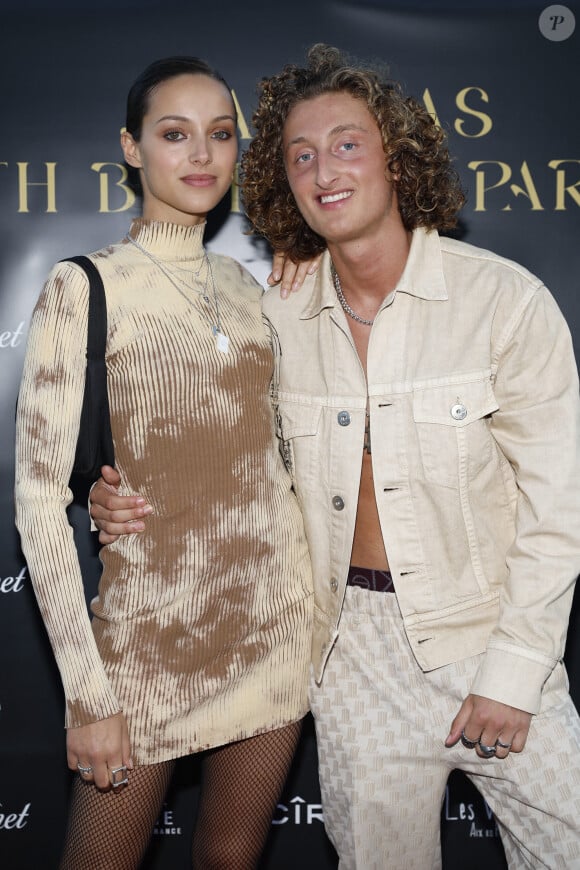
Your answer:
[328,226,412,303]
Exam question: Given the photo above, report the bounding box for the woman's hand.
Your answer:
[67,711,133,791]
[268,251,322,299]
[90,465,153,545]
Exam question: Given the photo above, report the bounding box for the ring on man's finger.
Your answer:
[478,741,497,758]
[460,730,479,749]
[496,739,512,750]
[109,764,129,788]
[77,763,93,775]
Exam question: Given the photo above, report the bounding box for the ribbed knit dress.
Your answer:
[15,219,313,765]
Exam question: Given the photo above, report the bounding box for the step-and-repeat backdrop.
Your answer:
[1,2,578,867]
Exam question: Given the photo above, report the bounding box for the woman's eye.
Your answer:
[164,130,186,141]
[212,130,233,140]
[296,153,313,164]
[340,142,356,152]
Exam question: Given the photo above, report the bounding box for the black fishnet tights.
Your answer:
[60,760,176,870]
[192,720,302,869]
[59,720,302,870]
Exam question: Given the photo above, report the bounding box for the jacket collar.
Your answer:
[300,227,448,320]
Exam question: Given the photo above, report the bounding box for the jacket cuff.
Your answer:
[469,646,554,714]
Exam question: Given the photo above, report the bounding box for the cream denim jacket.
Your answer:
[262,228,580,714]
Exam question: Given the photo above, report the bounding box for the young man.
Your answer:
[242,44,580,868]
[92,45,580,868]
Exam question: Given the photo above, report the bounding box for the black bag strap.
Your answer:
[61,254,115,475]
[63,255,107,361]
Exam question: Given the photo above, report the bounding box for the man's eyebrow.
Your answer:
[287,123,369,146]
[330,123,369,136]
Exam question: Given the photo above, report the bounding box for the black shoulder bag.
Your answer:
[65,256,115,479]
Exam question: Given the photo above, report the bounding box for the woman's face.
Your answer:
[122,73,238,225]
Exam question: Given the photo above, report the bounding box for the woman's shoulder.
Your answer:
[38,237,132,316]
[209,251,264,300]
[52,236,127,279]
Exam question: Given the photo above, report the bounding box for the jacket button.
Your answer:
[450,402,467,421]
[337,410,351,426]
[332,495,345,511]
[330,577,338,592]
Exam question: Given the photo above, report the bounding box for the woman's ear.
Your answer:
[120,130,142,168]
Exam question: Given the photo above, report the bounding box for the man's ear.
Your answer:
[120,130,142,169]
[387,157,400,183]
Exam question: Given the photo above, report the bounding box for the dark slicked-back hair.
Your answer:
[241,44,465,261]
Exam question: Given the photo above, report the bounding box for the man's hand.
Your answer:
[445,693,532,759]
[268,251,322,299]
[90,465,153,545]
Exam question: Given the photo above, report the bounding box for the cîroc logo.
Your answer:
[272,796,324,825]
[0,567,27,594]
[0,802,31,830]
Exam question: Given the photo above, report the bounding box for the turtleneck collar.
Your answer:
[127,218,206,262]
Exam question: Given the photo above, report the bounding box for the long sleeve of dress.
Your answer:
[15,261,121,728]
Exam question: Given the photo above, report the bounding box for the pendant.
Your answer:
[215,331,229,354]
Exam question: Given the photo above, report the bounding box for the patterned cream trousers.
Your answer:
[309,586,580,869]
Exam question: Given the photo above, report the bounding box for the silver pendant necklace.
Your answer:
[127,234,229,353]
[331,264,374,327]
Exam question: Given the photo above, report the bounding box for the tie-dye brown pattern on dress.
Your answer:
[15,219,313,764]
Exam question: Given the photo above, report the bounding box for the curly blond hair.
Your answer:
[241,44,465,261]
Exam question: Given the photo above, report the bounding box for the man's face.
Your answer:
[282,91,401,247]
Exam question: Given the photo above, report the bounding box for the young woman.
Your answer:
[15,57,313,870]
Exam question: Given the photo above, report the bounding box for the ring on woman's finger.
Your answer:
[496,739,512,750]
[461,729,479,749]
[77,763,93,776]
[478,741,497,758]
[109,764,129,788]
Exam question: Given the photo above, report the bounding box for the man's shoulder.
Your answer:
[261,275,318,322]
[439,234,543,290]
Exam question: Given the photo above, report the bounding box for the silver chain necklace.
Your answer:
[331,264,374,326]
[126,234,229,353]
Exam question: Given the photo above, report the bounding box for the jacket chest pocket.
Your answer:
[276,400,323,493]
[412,378,499,489]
